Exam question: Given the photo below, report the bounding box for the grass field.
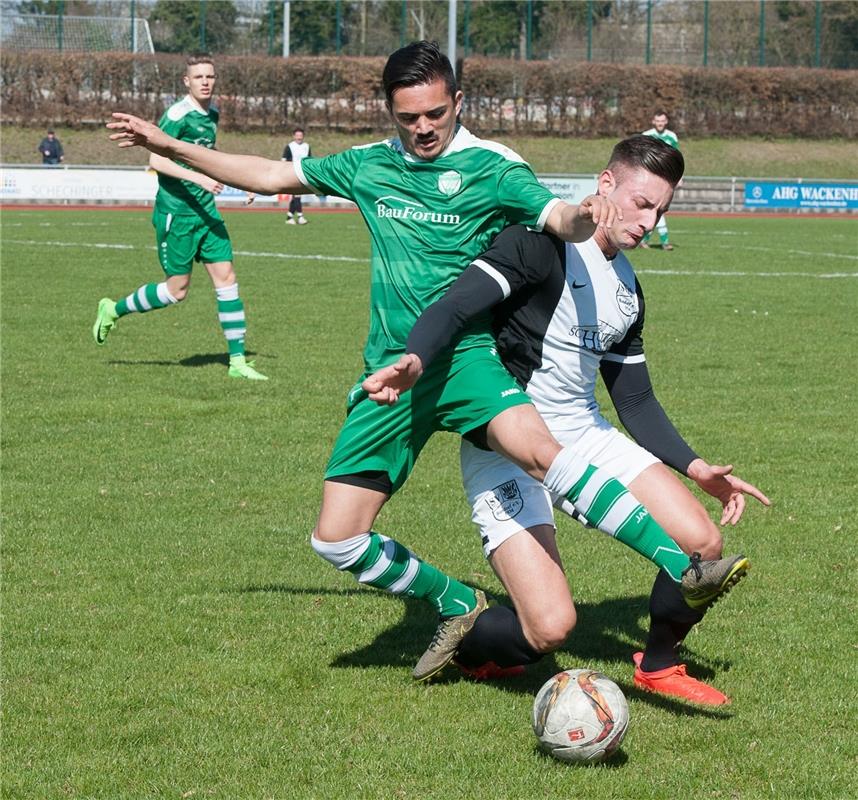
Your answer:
[2,207,857,799]
[4,125,858,179]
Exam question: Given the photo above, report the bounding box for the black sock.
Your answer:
[641,569,705,672]
[455,605,544,669]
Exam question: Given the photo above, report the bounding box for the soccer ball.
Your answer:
[532,668,629,763]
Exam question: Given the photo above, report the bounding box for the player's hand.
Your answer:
[687,459,771,526]
[245,192,256,206]
[198,175,224,194]
[107,112,174,157]
[362,354,424,406]
[578,194,622,229]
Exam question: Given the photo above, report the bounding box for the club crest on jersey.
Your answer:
[437,170,462,196]
[485,480,524,521]
[616,283,637,317]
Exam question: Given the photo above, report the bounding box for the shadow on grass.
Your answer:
[242,582,733,718]
[107,351,264,368]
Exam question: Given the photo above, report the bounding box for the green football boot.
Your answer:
[92,298,118,345]
[228,356,268,381]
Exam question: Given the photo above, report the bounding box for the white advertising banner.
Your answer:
[0,165,339,206]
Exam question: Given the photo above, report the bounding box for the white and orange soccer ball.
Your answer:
[532,668,629,763]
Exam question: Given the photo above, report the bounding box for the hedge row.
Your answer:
[2,51,856,138]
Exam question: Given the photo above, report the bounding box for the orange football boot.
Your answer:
[633,651,729,706]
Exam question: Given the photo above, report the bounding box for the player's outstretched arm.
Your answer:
[544,195,622,243]
[149,153,224,194]
[107,112,304,195]
[686,460,772,526]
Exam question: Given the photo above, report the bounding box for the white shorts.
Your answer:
[460,421,660,558]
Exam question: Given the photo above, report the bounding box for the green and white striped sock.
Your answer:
[115,282,178,316]
[545,450,691,582]
[216,283,246,359]
[311,532,478,617]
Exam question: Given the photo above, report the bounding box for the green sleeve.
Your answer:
[298,147,366,200]
[158,110,184,139]
[496,161,558,227]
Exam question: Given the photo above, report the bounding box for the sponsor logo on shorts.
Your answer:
[501,387,520,398]
[485,480,524,520]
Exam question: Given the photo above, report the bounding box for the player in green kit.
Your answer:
[108,42,748,682]
[640,110,680,250]
[92,54,267,381]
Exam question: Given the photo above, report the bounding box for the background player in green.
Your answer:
[92,53,267,381]
[640,110,679,251]
[108,42,746,683]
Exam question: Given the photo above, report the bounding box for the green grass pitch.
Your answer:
[2,207,856,798]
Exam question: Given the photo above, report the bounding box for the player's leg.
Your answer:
[626,464,732,704]
[454,441,573,678]
[202,222,267,381]
[312,380,486,682]
[656,214,672,249]
[486,404,746,606]
[286,196,299,223]
[295,196,307,224]
[92,211,188,345]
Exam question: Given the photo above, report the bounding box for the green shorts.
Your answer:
[152,210,233,276]
[325,344,531,494]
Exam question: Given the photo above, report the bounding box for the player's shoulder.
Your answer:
[444,126,527,164]
[165,96,196,122]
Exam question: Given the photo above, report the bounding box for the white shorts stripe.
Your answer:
[601,352,646,364]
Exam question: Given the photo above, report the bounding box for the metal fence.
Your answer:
[2,0,856,68]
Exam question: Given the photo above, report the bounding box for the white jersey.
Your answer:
[474,227,645,433]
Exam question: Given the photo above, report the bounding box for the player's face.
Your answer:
[184,63,217,105]
[652,114,668,133]
[598,167,674,251]
[294,130,304,143]
[387,79,463,160]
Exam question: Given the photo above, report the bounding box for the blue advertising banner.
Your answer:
[745,181,858,210]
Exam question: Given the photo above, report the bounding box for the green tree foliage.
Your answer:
[150,0,237,55]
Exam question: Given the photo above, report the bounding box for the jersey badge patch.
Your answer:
[437,170,462,196]
[616,283,637,317]
[486,480,524,521]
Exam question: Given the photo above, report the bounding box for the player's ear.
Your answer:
[453,90,464,116]
[183,74,190,89]
[597,169,615,197]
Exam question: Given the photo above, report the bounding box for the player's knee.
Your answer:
[682,517,722,560]
[524,603,577,653]
[170,285,189,302]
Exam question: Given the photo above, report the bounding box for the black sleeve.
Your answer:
[283,144,293,161]
[406,225,558,368]
[407,266,505,367]
[600,358,699,475]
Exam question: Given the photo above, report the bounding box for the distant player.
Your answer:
[282,127,311,225]
[640,110,679,251]
[92,53,267,381]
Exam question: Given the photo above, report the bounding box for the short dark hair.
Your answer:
[653,109,669,119]
[294,127,304,134]
[186,52,214,68]
[607,135,684,187]
[382,41,457,106]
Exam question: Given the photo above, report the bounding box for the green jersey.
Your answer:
[642,126,680,149]
[155,96,222,219]
[297,125,558,371]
